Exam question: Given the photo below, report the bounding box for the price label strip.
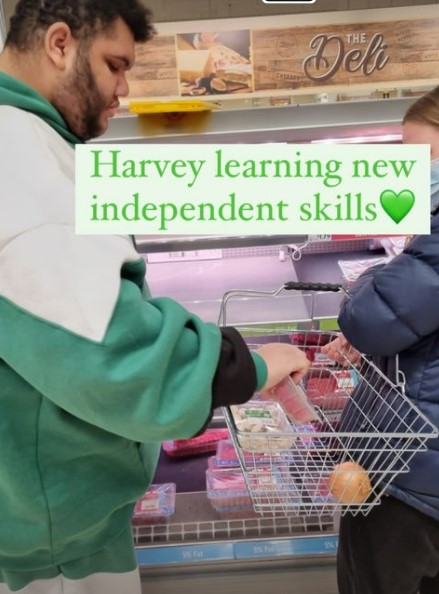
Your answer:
[136,535,338,566]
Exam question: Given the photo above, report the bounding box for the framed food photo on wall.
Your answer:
[176,30,254,96]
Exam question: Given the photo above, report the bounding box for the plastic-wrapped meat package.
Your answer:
[132,483,176,526]
[206,467,253,510]
[289,332,334,365]
[162,428,230,457]
[305,369,357,411]
[207,455,217,469]
[247,465,302,507]
[262,377,319,425]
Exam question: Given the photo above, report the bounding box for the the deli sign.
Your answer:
[303,32,389,81]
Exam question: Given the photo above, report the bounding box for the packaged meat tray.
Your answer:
[247,464,302,507]
[206,467,253,510]
[230,401,294,452]
[207,455,217,469]
[213,439,241,467]
[304,368,358,410]
[261,376,319,425]
[132,483,176,526]
[289,332,336,366]
[213,439,280,468]
[207,463,300,511]
[162,428,230,457]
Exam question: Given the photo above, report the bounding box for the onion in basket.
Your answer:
[327,461,372,504]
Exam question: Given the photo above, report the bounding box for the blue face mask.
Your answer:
[431,157,439,211]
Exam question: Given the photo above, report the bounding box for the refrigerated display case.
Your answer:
[101,95,418,594]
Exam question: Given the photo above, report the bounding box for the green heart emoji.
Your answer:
[380,189,415,224]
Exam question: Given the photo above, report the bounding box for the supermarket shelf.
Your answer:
[96,97,411,145]
[135,494,338,594]
[136,234,308,254]
[134,492,335,546]
[136,533,338,566]
[146,254,311,325]
[135,516,335,548]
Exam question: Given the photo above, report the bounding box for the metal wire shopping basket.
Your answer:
[218,281,439,517]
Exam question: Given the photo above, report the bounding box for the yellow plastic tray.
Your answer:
[129,100,219,114]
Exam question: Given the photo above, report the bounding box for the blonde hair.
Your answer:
[403,85,439,128]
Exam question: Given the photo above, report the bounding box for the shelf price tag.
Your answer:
[136,543,234,566]
[234,536,338,559]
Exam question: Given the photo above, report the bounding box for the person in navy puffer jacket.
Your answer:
[327,86,439,594]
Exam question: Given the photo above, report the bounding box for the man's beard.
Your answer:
[53,52,108,141]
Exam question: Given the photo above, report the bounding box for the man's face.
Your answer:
[52,18,135,141]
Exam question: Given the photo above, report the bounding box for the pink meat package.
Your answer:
[162,428,230,457]
[132,483,176,526]
[305,369,357,410]
[261,377,319,425]
[206,467,253,510]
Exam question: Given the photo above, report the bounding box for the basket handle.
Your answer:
[284,281,343,293]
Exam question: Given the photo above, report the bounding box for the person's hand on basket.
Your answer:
[321,334,361,366]
[255,343,310,391]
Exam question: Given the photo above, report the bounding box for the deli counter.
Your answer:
[101,95,418,594]
[133,234,389,594]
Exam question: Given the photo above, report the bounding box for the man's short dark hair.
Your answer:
[5,0,155,50]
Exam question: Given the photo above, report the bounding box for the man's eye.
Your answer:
[108,63,119,73]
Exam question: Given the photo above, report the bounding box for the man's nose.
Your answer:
[117,73,129,98]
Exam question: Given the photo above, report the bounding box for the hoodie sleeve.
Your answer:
[0,253,262,441]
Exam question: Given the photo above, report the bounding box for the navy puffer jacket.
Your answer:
[338,213,439,521]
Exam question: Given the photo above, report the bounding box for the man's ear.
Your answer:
[44,22,76,70]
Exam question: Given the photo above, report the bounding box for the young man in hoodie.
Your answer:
[0,2,309,592]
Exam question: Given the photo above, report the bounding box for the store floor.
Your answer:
[140,560,338,594]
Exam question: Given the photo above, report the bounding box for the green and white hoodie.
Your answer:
[0,72,267,590]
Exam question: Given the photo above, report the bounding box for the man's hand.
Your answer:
[255,343,310,392]
[321,334,361,366]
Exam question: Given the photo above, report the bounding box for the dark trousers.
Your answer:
[337,495,439,594]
